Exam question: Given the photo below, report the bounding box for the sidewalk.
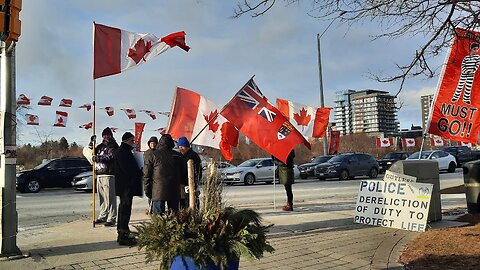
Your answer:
[0,198,467,270]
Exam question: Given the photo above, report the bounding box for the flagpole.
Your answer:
[91,22,96,228]
[273,162,276,209]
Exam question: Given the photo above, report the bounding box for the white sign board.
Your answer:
[383,170,417,182]
[354,180,433,232]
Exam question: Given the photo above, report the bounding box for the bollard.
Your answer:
[462,160,480,214]
[389,160,442,222]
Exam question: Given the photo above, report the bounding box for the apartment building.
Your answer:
[420,94,435,130]
[334,89,398,136]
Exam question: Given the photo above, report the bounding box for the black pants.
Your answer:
[117,193,133,234]
[284,184,293,204]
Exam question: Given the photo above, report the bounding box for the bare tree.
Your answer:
[233,0,480,96]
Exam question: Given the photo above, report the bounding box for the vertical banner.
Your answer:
[134,122,145,151]
[328,130,340,155]
[427,28,480,144]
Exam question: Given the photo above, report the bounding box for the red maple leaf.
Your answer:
[128,39,153,64]
[382,139,389,144]
[407,139,414,144]
[57,117,63,123]
[204,110,219,136]
[293,108,311,129]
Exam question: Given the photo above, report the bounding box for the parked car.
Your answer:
[16,157,91,193]
[314,153,379,181]
[298,155,334,179]
[440,146,480,167]
[72,171,95,192]
[221,158,276,185]
[377,152,410,173]
[407,150,457,173]
[201,161,236,183]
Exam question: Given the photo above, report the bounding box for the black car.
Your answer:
[16,157,91,193]
[377,152,410,173]
[298,155,333,179]
[314,153,379,180]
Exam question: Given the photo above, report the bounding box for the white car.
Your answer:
[407,150,457,173]
[72,171,95,192]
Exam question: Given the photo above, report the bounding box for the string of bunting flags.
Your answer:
[376,136,470,148]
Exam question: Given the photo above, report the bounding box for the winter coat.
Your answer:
[113,142,143,197]
[94,139,119,175]
[143,141,186,201]
[273,150,295,185]
[142,148,155,198]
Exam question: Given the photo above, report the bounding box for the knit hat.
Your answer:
[159,134,175,149]
[121,132,134,142]
[177,136,190,147]
[147,136,158,144]
[102,127,113,137]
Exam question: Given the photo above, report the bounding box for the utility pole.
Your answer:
[317,33,328,155]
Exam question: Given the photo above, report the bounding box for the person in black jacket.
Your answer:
[113,132,142,246]
[143,136,158,215]
[93,127,119,226]
[177,136,202,209]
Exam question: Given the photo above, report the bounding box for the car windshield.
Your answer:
[238,159,260,167]
[409,152,432,159]
[312,156,331,163]
[383,153,402,159]
[328,155,349,163]
[441,147,455,153]
[34,159,51,170]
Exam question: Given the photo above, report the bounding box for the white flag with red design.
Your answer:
[121,108,136,119]
[402,138,416,147]
[79,104,92,111]
[156,127,166,135]
[430,137,445,147]
[93,23,190,79]
[38,96,53,106]
[376,137,394,147]
[25,114,39,125]
[461,141,472,148]
[167,87,239,159]
[59,98,72,107]
[54,111,68,127]
[17,94,30,105]
[140,110,157,120]
[276,98,331,138]
[79,122,93,129]
[102,107,114,116]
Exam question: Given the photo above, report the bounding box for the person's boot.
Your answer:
[118,232,137,246]
[282,202,293,211]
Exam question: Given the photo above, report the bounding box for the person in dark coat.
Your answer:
[273,150,295,211]
[143,134,185,214]
[143,136,158,214]
[113,132,142,246]
[177,136,202,209]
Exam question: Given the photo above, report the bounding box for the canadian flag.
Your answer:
[121,108,136,119]
[402,138,416,147]
[156,127,166,135]
[167,87,239,160]
[93,23,190,79]
[38,96,53,106]
[140,110,157,120]
[79,104,92,111]
[79,122,93,130]
[376,137,394,147]
[53,111,68,127]
[25,114,39,125]
[277,98,331,138]
[461,141,472,148]
[59,98,73,107]
[430,137,445,147]
[102,107,114,116]
[17,94,30,105]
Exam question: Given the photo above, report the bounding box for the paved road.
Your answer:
[15,169,464,232]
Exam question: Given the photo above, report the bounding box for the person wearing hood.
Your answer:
[113,132,142,246]
[143,136,158,214]
[143,134,185,214]
[92,127,119,227]
[177,136,202,209]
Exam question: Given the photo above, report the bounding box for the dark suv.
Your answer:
[314,153,379,180]
[16,157,91,193]
[377,152,410,173]
[298,155,333,179]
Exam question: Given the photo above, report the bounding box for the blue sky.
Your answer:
[16,0,443,147]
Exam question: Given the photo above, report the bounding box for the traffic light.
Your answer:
[0,0,21,42]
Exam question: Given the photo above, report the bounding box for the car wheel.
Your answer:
[369,168,378,179]
[448,162,456,173]
[244,173,255,185]
[339,170,349,181]
[25,178,41,193]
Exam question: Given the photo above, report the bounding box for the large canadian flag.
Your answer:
[277,98,331,138]
[167,87,239,160]
[402,138,416,147]
[54,111,68,127]
[376,137,394,147]
[93,23,190,79]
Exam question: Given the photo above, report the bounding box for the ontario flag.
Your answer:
[276,98,331,138]
[93,23,190,79]
[220,78,310,164]
[167,87,239,160]
[376,137,394,147]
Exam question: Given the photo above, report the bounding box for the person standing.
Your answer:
[113,132,143,246]
[177,136,202,209]
[143,136,158,215]
[273,150,295,211]
[143,134,185,214]
[93,127,119,226]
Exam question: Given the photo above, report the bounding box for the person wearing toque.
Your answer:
[92,127,119,227]
[113,132,143,246]
[143,136,158,215]
[177,136,202,209]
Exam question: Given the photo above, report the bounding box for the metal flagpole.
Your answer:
[92,79,97,227]
[273,162,276,209]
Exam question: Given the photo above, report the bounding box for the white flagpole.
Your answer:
[273,162,276,209]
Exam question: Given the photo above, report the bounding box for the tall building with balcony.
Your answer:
[420,94,435,130]
[334,89,399,136]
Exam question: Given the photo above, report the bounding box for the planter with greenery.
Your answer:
[134,164,274,270]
